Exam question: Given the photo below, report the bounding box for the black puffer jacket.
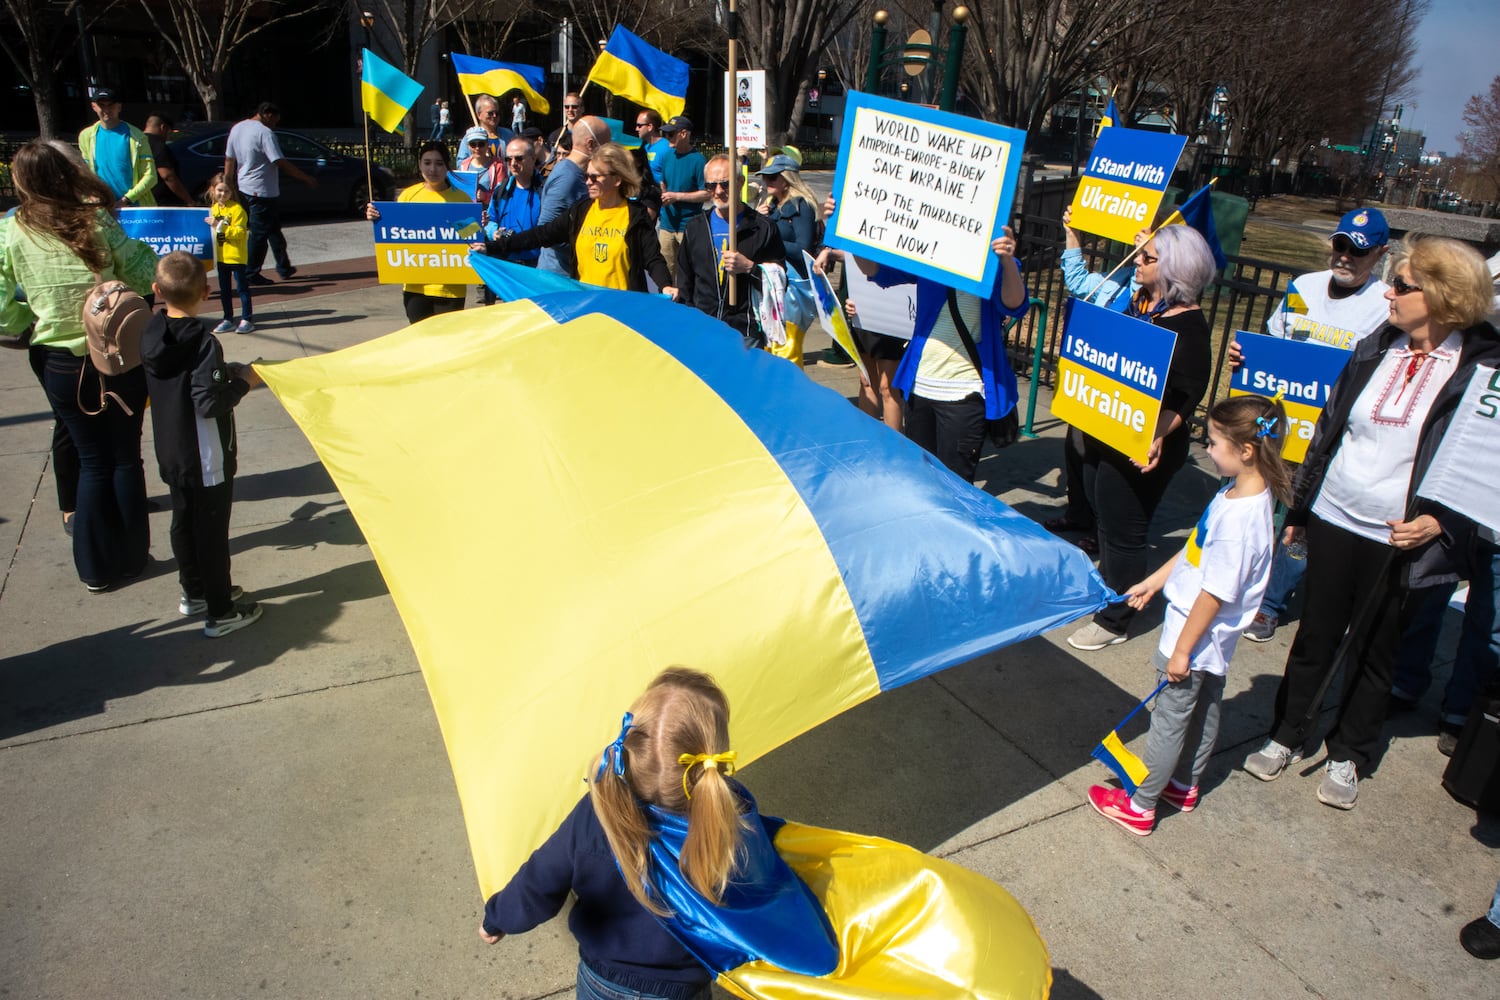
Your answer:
[1288,320,1500,587]
[675,208,786,347]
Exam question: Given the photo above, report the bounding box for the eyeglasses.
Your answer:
[705,180,732,191]
[1331,235,1373,258]
[1391,275,1424,296]
[585,172,614,183]
[1137,251,1158,265]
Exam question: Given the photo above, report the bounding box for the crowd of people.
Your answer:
[5,84,1500,972]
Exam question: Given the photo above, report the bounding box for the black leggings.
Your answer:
[402,292,465,325]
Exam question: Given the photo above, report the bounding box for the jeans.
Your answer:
[575,961,708,1000]
[1489,877,1500,929]
[39,350,149,585]
[217,263,253,320]
[1082,429,1190,634]
[1391,542,1500,726]
[904,392,986,482]
[243,194,291,278]
[169,481,235,617]
[1259,539,1308,619]
[29,343,79,513]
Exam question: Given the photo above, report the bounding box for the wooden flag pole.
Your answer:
[1092,177,1217,296]
[363,110,373,202]
[726,0,739,307]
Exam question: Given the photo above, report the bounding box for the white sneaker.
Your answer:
[236,319,255,334]
[205,601,263,637]
[1243,739,1303,781]
[1067,622,1127,651]
[180,586,245,617]
[1317,759,1359,809]
[212,319,235,334]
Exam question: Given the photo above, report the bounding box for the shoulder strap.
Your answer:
[946,287,983,375]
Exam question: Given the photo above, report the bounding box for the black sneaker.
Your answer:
[180,586,245,617]
[1438,722,1463,757]
[1461,914,1500,959]
[247,273,275,286]
[205,601,263,637]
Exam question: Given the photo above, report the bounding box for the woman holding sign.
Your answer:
[1244,235,1500,811]
[366,141,471,325]
[1067,225,1216,652]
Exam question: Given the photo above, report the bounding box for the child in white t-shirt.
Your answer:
[1088,395,1291,835]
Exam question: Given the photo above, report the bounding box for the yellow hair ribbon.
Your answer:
[1270,388,1286,404]
[677,751,737,799]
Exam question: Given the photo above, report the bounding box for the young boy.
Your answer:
[141,251,263,637]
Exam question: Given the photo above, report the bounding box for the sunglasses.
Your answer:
[705,180,732,191]
[635,121,652,128]
[1390,275,1423,296]
[585,172,614,183]
[564,104,581,110]
[1136,251,1158,265]
[1331,235,1373,258]
[505,154,530,162]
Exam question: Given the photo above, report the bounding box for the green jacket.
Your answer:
[0,211,159,354]
[78,122,157,207]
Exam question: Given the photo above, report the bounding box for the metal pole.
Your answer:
[1022,299,1049,438]
[865,11,889,94]
[940,7,969,113]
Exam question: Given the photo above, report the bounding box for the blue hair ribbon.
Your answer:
[595,711,634,780]
[1254,415,1279,440]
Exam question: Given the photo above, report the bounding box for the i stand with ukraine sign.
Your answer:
[1051,299,1177,464]
[370,202,484,285]
[118,207,214,265]
[1068,127,1187,244]
[1227,332,1353,463]
[825,90,1026,299]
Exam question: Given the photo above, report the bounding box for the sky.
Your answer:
[1407,0,1500,155]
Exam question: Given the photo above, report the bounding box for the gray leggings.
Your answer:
[1134,659,1226,811]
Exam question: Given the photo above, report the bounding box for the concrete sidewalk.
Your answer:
[1,275,1494,999]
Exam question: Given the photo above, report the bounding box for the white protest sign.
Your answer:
[1419,365,1500,533]
[826,90,1026,298]
[845,260,917,342]
[725,70,767,150]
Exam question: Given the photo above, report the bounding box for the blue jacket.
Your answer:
[880,258,1030,419]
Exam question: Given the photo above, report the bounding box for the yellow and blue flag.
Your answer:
[1095,95,1118,136]
[1164,181,1228,270]
[1091,679,1169,794]
[257,288,1108,997]
[450,52,550,115]
[588,25,689,121]
[361,48,423,135]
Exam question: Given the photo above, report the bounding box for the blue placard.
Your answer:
[118,207,214,263]
[1068,127,1187,244]
[826,90,1027,298]
[1051,299,1177,463]
[1227,331,1353,462]
[371,201,485,285]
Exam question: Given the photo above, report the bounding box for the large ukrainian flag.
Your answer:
[588,25,689,120]
[259,288,1104,999]
[360,48,423,135]
[450,52,550,115]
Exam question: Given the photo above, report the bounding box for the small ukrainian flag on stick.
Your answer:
[1090,679,1169,794]
[361,48,424,135]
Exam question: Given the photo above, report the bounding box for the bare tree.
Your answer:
[136,0,328,121]
[450,0,546,60]
[738,0,873,146]
[1460,74,1500,201]
[0,0,111,137]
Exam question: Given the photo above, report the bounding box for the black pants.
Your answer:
[169,481,235,617]
[1082,429,1190,634]
[29,343,79,513]
[1270,514,1423,772]
[243,194,291,278]
[905,392,986,483]
[402,292,465,325]
[1062,426,1094,529]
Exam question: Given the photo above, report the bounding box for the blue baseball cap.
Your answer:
[1333,208,1389,249]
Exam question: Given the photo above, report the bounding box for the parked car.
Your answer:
[168,123,395,215]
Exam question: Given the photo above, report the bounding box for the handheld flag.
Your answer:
[1095,94,1118,136]
[1164,181,1228,270]
[450,53,550,115]
[1090,679,1169,794]
[361,48,423,135]
[446,170,480,201]
[801,250,867,384]
[588,25,689,121]
[257,289,1113,901]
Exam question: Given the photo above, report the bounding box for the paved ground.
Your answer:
[2,222,1496,999]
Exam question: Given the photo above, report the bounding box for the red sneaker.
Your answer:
[1087,785,1154,836]
[1159,782,1200,812]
